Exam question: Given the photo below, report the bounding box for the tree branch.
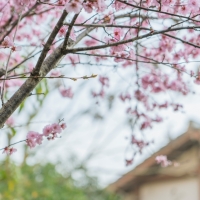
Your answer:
[65,25,200,53]
[117,0,200,22]
[0,26,95,128]
[32,10,68,76]
[62,14,79,51]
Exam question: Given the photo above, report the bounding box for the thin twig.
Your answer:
[1,13,22,105]
[0,74,98,81]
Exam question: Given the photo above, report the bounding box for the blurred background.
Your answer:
[1,65,200,199]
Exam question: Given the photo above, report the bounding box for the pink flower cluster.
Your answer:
[131,135,151,152]
[65,0,83,14]
[119,93,131,102]
[11,0,35,10]
[26,123,66,148]
[1,36,21,52]
[26,131,43,148]
[2,147,17,155]
[141,72,188,95]
[155,155,172,167]
[125,136,153,166]
[99,76,109,87]
[112,0,200,17]
[92,76,109,98]
[83,0,107,13]
[65,0,107,13]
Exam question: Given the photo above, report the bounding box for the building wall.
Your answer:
[121,145,200,200]
[139,145,200,200]
[140,177,199,200]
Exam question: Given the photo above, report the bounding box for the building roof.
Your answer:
[108,122,200,193]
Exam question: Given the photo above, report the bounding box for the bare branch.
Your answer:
[117,0,200,22]
[62,14,79,51]
[65,25,200,53]
[32,10,68,76]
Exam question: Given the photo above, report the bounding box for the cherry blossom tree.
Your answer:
[0,0,200,164]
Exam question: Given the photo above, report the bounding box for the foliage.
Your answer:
[0,160,120,200]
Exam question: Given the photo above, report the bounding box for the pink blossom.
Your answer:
[154,116,163,123]
[151,82,165,93]
[140,120,152,130]
[58,26,67,37]
[27,131,39,140]
[43,125,53,136]
[144,0,153,7]
[159,102,168,109]
[190,70,195,77]
[28,63,34,72]
[134,90,147,102]
[131,135,149,150]
[119,93,131,102]
[155,155,171,167]
[11,46,21,52]
[58,25,76,39]
[67,54,79,67]
[26,131,43,148]
[97,0,107,12]
[32,29,41,37]
[109,38,126,52]
[122,50,136,67]
[60,123,67,130]
[59,87,74,98]
[9,147,17,155]
[125,158,133,166]
[141,74,151,89]
[113,28,123,40]
[190,0,200,12]
[36,134,43,145]
[12,0,35,10]
[194,78,200,85]
[91,89,105,98]
[65,0,82,14]
[5,79,23,88]
[50,70,61,77]
[51,123,62,133]
[179,5,190,15]
[57,0,65,6]
[0,52,6,60]
[6,117,15,126]
[89,50,107,62]
[1,36,13,48]
[83,2,93,13]
[113,1,126,11]
[171,103,183,111]
[2,147,11,155]
[173,52,181,62]
[113,51,129,62]
[85,38,98,46]
[42,122,66,139]
[3,147,17,155]
[99,76,109,87]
